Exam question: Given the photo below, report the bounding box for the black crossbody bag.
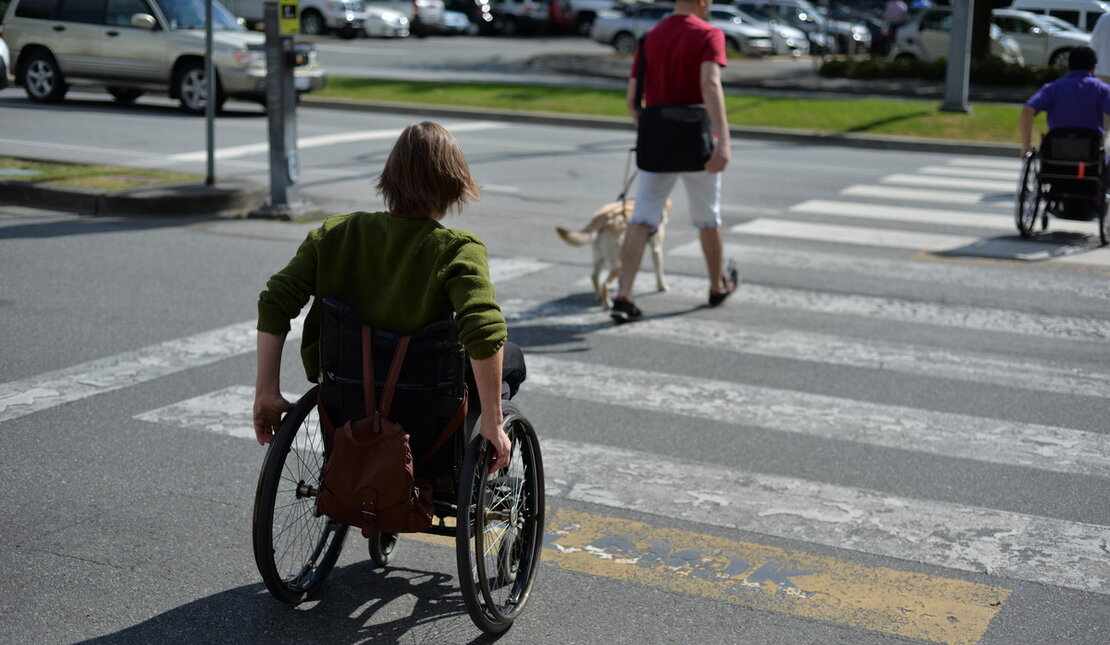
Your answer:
[634,35,714,173]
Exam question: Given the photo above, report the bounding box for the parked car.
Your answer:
[223,0,368,37]
[589,2,673,53]
[567,0,622,36]
[708,4,809,57]
[445,0,496,33]
[735,0,870,54]
[488,0,575,35]
[365,5,411,36]
[0,34,9,90]
[440,8,477,33]
[993,8,1090,67]
[2,0,326,113]
[1009,0,1110,32]
[370,0,445,36]
[890,7,1025,65]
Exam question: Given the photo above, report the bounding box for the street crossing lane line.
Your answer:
[167,122,506,162]
[919,166,1019,180]
[607,273,1109,343]
[724,219,1088,262]
[0,256,548,423]
[670,242,1110,298]
[947,158,1023,170]
[504,303,1110,398]
[133,385,1110,597]
[542,439,1110,596]
[789,199,1014,230]
[841,185,1010,206]
[731,219,986,250]
[520,355,1110,479]
[878,174,1016,193]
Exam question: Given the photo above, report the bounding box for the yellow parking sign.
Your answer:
[279,0,299,34]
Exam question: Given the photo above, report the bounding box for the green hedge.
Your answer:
[819,56,1065,87]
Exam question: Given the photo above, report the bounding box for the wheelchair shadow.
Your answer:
[936,231,1102,261]
[76,562,505,645]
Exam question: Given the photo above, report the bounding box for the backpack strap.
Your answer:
[416,389,468,468]
[360,325,411,418]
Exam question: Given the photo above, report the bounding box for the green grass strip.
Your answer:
[319,77,1040,145]
[0,157,197,191]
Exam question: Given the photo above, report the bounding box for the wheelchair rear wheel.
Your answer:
[252,386,349,604]
[1016,152,1044,237]
[456,401,545,634]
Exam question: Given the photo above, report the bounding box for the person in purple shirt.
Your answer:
[1021,46,1110,159]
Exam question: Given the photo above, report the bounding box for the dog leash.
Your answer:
[618,146,638,218]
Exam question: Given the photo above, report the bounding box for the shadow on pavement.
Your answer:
[77,562,505,645]
[0,212,227,240]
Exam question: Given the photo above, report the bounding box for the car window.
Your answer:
[14,0,57,19]
[1085,10,1104,30]
[105,0,152,26]
[995,16,1032,34]
[920,10,952,31]
[154,0,241,29]
[1047,9,1080,27]
[57,0,106,24]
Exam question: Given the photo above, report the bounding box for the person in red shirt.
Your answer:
[612,0,738,323]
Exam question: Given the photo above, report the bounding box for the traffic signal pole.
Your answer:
[249,0,320,219]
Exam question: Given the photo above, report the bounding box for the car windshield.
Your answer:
[156,0,243,30]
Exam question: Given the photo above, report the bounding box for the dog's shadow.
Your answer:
[507,292,706,352]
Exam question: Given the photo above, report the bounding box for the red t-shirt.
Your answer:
[630,14,727,106]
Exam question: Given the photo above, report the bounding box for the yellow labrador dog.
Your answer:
[555,198,670,309]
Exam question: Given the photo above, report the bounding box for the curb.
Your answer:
[0,179,267,217]
[302,97,1019,158]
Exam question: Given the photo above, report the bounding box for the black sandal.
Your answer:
[708,260,739,307]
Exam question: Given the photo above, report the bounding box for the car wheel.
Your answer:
[612,31,636,54]
[1049,48,1071,68]
[576,13,594,37]
[725,36,742,54]
[300,9,325,36]
[498,15,518,36]
[893,52,916,62]
[176,61,224,115]
[108,87,144,104]
[23,51,68,103]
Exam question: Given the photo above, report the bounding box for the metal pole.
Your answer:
[263,2,288,207]
[205,0,215,184]
[940,0,973,113]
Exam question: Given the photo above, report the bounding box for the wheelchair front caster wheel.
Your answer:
[368,531,398,567]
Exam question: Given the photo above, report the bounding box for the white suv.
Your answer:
[2,0,327,112]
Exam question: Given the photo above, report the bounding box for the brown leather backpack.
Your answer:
[316,326,465,536]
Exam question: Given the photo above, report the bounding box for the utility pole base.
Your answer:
[247,200,323,221]
[939,103,972,114]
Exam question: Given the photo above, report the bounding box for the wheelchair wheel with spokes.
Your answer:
[252,386,349,604]
[1100,188,1110,246]
[456,401,545,634]
[1016,152,1043,237]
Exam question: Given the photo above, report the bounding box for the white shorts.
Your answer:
[630,169,722,232]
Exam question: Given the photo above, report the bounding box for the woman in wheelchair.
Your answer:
[249,122,543,634]
[252,121,512,471]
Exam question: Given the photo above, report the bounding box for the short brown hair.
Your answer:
[376,121,480,219]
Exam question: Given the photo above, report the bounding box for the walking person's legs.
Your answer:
[613,170,677,322]
[683,170,738,304]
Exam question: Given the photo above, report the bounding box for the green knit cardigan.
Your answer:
[257,211,507,382]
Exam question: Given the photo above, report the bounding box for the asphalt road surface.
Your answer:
[2,91,1109,645]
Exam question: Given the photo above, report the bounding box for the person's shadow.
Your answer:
[77,562,504,645]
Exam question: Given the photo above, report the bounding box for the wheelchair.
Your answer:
[1017,127,1110,246]
[251,298,544,634]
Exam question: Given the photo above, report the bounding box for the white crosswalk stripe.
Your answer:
[717,156,1108,266]
[133,384,1110,594]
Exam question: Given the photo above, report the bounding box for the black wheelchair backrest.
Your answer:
[1040,127,1104,163]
